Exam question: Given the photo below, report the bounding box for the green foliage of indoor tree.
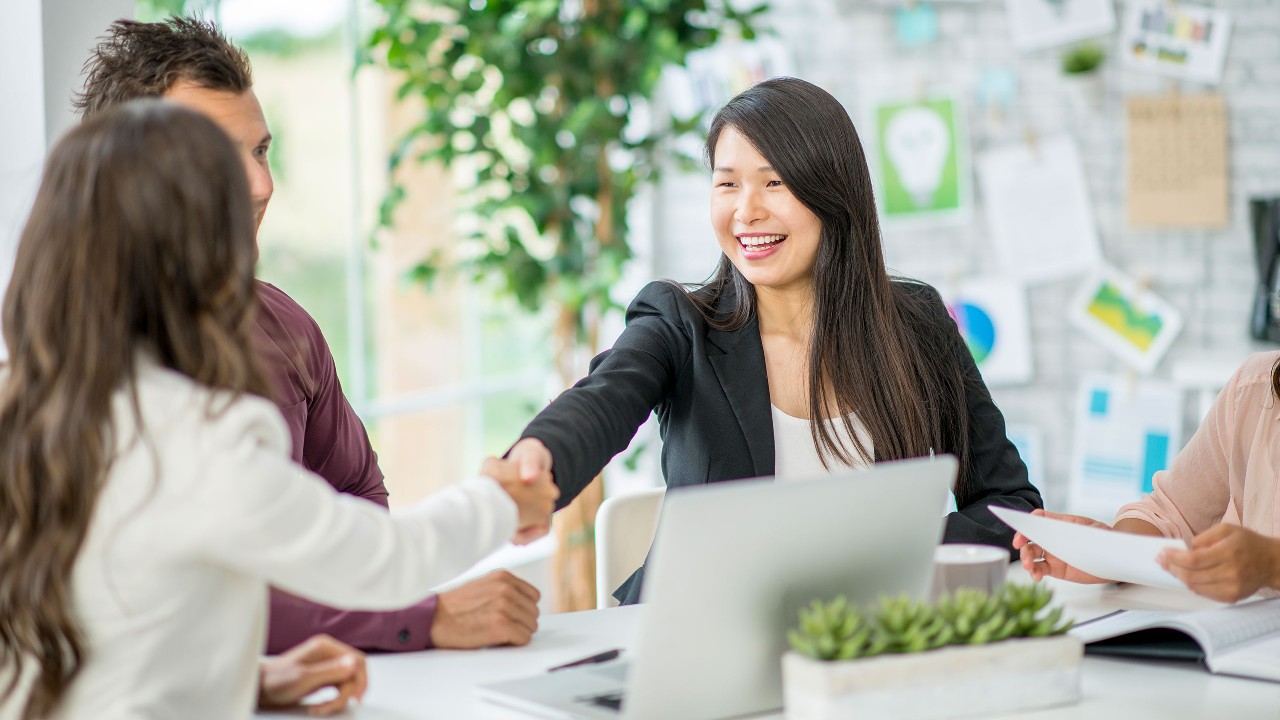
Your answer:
[364,0,769,366]
[364,0,770,612]
[135,0,211,23]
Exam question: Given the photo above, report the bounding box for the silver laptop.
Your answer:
[478,455,957,720]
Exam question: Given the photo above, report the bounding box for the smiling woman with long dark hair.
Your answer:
[504,77,1043,605]
[0,101,556,720]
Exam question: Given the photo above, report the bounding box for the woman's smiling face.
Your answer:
[710,127,822,295]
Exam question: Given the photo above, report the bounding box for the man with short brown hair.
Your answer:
[77,16,540,653]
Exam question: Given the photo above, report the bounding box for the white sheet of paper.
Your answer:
[977,136,1101,284]
[990,506,1187,589]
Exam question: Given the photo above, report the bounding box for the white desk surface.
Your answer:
[256,570,1280,720]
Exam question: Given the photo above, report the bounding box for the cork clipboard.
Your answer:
[1126,94,1228,227]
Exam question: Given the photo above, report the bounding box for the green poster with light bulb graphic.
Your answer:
[873,96,969,224]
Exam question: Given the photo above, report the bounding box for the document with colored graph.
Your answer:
[1067,374,1181,521]
[1068,264,1183,374]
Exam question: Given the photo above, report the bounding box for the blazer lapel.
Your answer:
[707,318,775,478]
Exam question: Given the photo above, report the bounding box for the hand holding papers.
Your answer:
[992,506,1186,589]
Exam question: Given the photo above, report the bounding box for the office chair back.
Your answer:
[594,487,665,609]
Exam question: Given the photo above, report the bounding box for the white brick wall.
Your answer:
[643,0,1280,509]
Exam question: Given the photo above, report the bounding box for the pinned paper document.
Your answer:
[1067,374,1182,521]
[941,278,1033,386]
[1120,1,1232,85]
[1068,265,1183,373]
[977,136,1101,284]
[1005,0,1116,51]
[870,93,970,227]
[1126,94,1229,228]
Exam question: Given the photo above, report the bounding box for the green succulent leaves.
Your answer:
[874,595,954,653]
[999,582,1072,639]
[788,583,1073,662]
[788,596,881,661]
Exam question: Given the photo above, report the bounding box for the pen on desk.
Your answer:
[547,648,623,672]
[1067,610,1125,629]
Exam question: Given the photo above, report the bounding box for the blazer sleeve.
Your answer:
[914,284,1043,551]
[520,281,692,507]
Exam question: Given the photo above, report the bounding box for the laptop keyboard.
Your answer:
[569,661,629,713]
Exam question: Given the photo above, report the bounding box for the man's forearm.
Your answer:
[267,588,437,654]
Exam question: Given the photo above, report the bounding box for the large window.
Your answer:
[139,0,557,507]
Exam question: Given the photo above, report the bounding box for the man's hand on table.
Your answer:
[431,569,541,648]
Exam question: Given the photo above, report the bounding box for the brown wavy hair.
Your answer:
[0,101,270,718]
[687,77,974,496]
[74,16,252,118]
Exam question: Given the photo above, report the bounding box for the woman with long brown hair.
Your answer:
[0,101,556,719]
[504,77,1042,605]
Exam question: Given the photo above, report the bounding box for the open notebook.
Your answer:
[1071,597,1280,682]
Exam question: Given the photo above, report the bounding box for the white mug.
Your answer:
[930,543,1009,601]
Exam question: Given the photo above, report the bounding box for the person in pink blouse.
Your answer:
[73,17,543,653]
[1016,351,1280,603]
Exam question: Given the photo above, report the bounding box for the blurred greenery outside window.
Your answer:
[136,0,556,500]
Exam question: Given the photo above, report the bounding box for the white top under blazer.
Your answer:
[770,405,873,481]
[1,356,516,720]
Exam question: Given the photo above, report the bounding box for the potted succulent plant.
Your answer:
[1060,42,1106,113]
[783,583,1081,720]
[1061,43,1106,75]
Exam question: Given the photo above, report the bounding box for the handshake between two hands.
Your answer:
[255,442,561,717]
[481,438,559,545]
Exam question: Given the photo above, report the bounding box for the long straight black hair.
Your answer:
[690,77,973,495]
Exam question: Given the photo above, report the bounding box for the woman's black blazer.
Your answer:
[519,279,1043,605]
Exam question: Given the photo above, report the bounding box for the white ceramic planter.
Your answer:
[1061,73,1104,114]
[782,635,1082,720]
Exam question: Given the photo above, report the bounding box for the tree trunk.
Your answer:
[550,475,604,611]
[549,304,605,613]
[549,1,621,612]
[549,124,621,611]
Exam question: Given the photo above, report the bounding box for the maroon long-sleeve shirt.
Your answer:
[255,280,438,654]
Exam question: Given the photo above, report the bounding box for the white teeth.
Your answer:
[739,234,786,247]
